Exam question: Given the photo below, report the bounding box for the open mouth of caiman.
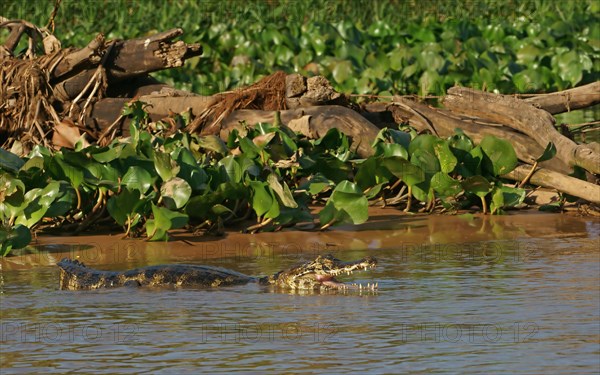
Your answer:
[275,255,378,291]
[314,268,378,290]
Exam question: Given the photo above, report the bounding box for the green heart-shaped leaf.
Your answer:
[161,177,192,209]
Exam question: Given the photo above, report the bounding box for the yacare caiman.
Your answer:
[57,254,378,291]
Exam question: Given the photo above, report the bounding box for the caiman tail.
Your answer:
[58,258,112,290]
[57,258,254,290]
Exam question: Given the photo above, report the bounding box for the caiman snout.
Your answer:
[270,254,379,291]
[317,255,378,290]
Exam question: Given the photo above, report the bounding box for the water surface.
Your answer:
[1,212,599,374]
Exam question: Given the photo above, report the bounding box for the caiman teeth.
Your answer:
[353,282,378,291]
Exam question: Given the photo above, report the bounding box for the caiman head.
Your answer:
[260,254,378,291]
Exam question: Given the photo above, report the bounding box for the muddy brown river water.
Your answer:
[1,211,599,374]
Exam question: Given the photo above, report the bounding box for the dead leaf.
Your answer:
[52,119,87,149]
[43,35,61,54]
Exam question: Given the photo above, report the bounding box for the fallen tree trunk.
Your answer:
[442,87,600,174]
[51,33,104,80]
[381,98,572,174]
[1,21,203,150]
[504,165,600,204]
[85,88,591,174]
[524,81,600,114]
[218,105,380,157]
[185,72,350,135]
[54,29,202,100]
[107,29,202,80]
[87,100,379,157]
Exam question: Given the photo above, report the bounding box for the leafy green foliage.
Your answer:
[0,148,24,173]
[3,1,597,96]
[479,136,519,176]
[0,100,527,255]
[319,181,369,226]
[536,142,557,163]
[146,203,189,241]
[0,224,31,256]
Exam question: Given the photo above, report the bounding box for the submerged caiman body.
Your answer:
[57,255,378,291]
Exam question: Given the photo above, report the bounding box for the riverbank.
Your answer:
[2,209,597,271]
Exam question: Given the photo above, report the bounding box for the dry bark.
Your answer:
[86,94,214,136]
[524,81,600,114]
[106,29,202,80]
[377,98,572,174]
[442,87,600,174]
[51,33,104,80]
[218,105,380,157]
[53,29,202,100]
[504,165,600,204]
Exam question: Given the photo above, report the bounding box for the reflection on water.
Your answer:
[1,213,599,374]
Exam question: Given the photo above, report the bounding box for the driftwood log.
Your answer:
[523,81,600,114]
[442,87,600,174]
[504,165,600,204]
[381,98,573,174]
[0,19,202,149]
[53,28,202,101]
[219,106,380,157]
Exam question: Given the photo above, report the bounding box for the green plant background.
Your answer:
[2,0,598,96]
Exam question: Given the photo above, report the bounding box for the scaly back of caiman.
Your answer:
[57,255,378,291]
[57,259,254,290]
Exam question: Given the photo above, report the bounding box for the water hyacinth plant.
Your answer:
[0,101,526,255]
